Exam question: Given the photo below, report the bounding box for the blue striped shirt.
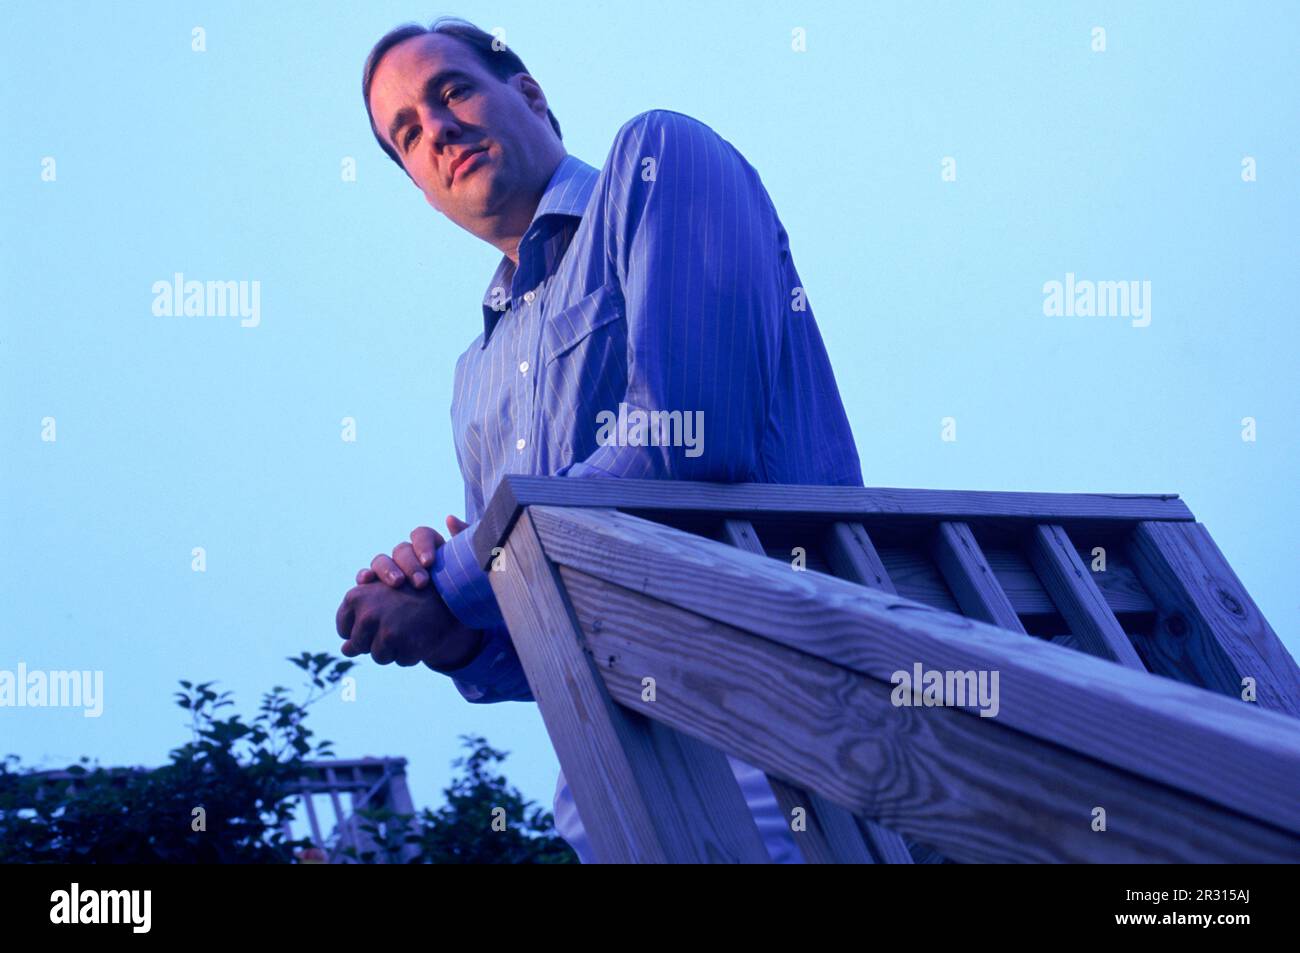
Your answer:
[429,109,863,862]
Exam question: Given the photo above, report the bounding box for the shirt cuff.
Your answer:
[435,625,534,704]
[430,525,505,630]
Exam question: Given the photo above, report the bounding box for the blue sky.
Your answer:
[3,1,1297,820]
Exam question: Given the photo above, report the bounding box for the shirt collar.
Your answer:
[479,154,600,342]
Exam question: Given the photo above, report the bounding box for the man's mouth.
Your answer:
[451,147,488,184]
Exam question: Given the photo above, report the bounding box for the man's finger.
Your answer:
[410,526,444,567]
[348,612,380,656]
[369,628,397,665]
[335,593,357,640]
[370,553,405,587]
[391,542,429,588]
[356,568,376,585]
[446,515,469,537]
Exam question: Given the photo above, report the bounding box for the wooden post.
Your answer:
[489,509,770,863]
[1129,521,1300,717]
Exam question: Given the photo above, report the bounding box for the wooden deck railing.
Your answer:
[474,476,1300,863]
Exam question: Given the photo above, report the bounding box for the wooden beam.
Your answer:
[489,509,770,863]
[1129,521,1300,717]
[931,522,1026,632]
[528,505,1300,836]
[559,563,1300,862]
[1028,524,1146,669]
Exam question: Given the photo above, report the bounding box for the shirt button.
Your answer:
[519,360,530,374]
[516,438,526,450]
[523,291,536,304]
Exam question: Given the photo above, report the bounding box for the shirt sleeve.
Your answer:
[433,622,534,704]
[429,478,529,701]
[558,109,783,482]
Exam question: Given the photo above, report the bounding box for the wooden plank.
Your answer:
[1129,521,1300,717]
[474,476,1194,567]
[1028,524,1146,669]
[489,509,770,863]
[529,505,1300,834]
[560,563,1300,862]
[931,522,1026,631]
[721,518,894,864]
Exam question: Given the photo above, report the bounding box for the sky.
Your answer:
[2,1,1298,826]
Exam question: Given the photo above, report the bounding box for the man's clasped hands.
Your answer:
[334,515,486,672]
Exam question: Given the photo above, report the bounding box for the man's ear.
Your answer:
[511,73,549,121]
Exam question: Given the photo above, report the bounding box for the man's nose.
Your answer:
[424,110,463,163]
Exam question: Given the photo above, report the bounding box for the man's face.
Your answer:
[367,33,560,240]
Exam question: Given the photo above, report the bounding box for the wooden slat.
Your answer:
[301,790,323,847]
[722,518,895,864]
[474,476,1194,568]
[529,506,1300,836]
[489,509,769,863]
[322,766,353,857]
[931,522,1026,631]
[559,562,1300,861]
[767,776,877,863]
[824,522,935,864]
[824,521,898,593]
[1129,521,1300,717]
[878,544,1154,618]
[1028,524,1146,669]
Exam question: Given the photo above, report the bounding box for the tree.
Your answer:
[342,734,577,864]
[0,652,575,864]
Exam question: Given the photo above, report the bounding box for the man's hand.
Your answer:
[335,579,484,671]
[356,516,470,589]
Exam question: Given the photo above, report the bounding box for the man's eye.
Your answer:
[443,85,468,104]
[404,128,420,151]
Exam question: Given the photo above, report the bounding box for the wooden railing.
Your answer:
[286,757,417,863]
[474,476,1300,863]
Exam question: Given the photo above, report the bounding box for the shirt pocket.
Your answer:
[541,280,627,366]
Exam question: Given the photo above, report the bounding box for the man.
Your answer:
[337,16,864,863]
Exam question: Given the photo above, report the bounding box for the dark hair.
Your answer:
[362,17,562,171]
